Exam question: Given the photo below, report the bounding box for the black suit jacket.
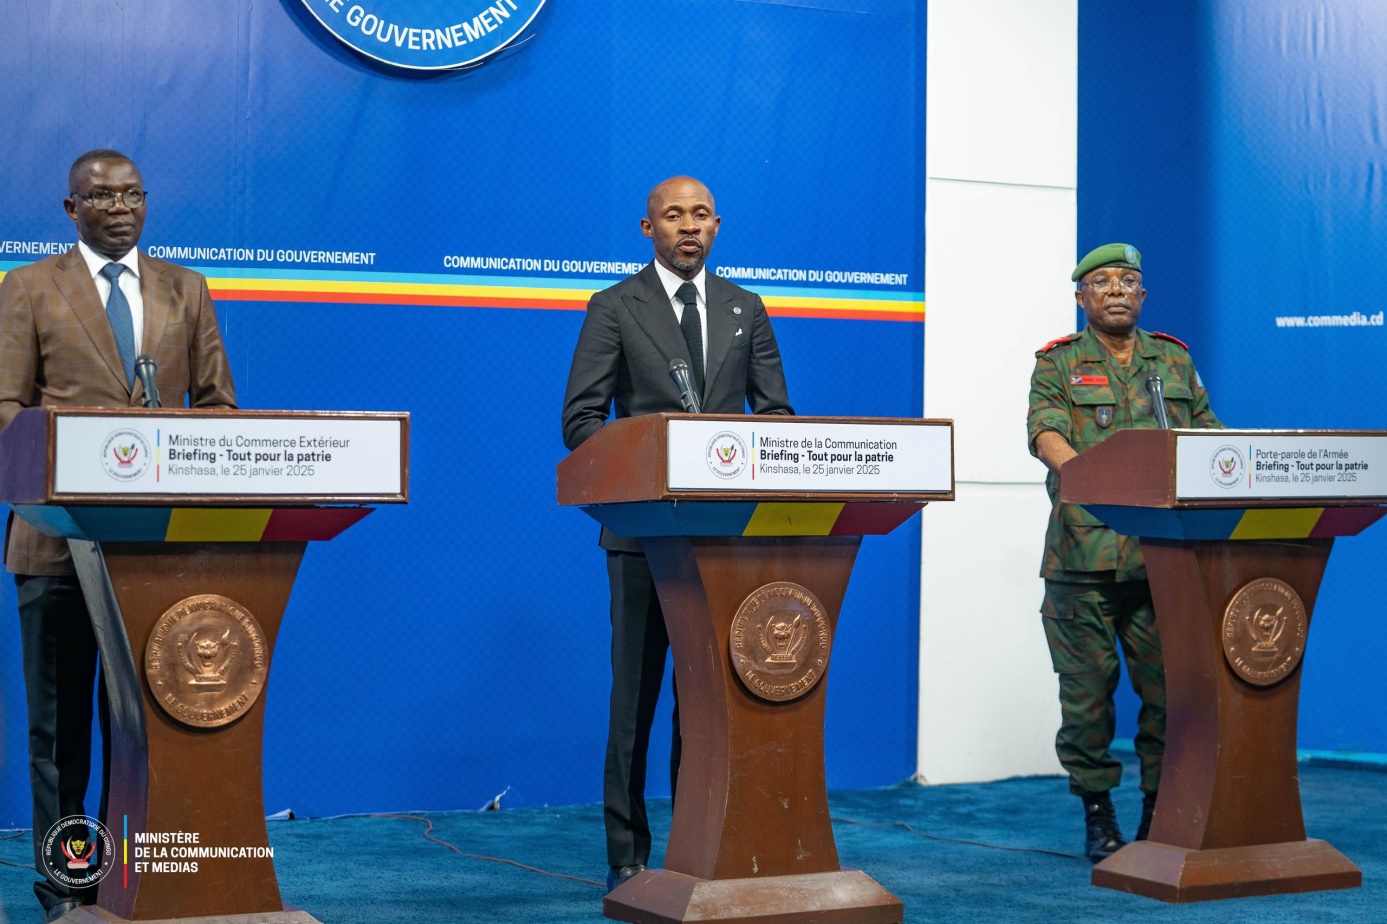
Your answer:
[562,263,793,551]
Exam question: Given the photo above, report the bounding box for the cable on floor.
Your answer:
[0,829,36,871]
[371,814,605,888]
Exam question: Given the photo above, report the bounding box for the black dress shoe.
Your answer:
[1135,790,1157,841]
[44,899,85,922]
[606,863,646,892]
[1080,791,1126,863]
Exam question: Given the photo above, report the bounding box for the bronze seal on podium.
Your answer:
[145,594,268,728]
[729,581,832,703]
[1222,578,1307,686]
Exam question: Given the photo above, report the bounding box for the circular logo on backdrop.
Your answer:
[1209,444,1245,488]
[101,428,152,482]
[1222,578,1307,686]
[705,431,748,479]
[300,0,548,70]
[41,815,115,889]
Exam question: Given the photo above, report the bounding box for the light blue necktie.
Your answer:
[99,262,137,387]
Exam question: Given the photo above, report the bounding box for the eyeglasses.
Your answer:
[73,189,147,210]
[1085,274,1140,294]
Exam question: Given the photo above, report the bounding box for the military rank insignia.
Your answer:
[1096,407,1113,428]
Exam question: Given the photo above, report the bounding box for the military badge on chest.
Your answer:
[1096,407,1113,428]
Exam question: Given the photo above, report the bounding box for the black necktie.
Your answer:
[677,282,704,395]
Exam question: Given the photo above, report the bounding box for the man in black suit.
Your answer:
[562,176,793,890]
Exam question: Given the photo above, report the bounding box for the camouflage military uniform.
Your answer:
[1027,326,1221,797]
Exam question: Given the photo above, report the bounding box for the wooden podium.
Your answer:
[1061,428,1384,903]
[0,407,408,924]
[559,413,953,924]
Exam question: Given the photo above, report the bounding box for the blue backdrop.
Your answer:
[1080,0,1387,754]
[0,0,926,825]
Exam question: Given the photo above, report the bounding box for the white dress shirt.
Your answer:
[76,239,144,356]
[652,260,707,369]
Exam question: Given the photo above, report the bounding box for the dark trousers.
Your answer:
[603,551,681,870]
[16,573,111,911]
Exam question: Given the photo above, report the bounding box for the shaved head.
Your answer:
[647,176,714,219]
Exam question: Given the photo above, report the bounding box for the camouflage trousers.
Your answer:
[1041,579,1166,797]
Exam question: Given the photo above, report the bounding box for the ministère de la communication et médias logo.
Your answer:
[41,815,115,890]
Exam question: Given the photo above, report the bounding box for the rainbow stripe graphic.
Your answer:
[199,269,924,323]
[0,264,921,323]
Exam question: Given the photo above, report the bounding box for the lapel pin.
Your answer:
[733,306,742,315]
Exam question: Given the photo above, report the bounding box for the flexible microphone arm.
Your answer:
[668,358,702,414]
[1144,372,1170,429]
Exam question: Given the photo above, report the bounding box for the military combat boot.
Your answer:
[1080,791,1126,862]
[1135,790,1157,841]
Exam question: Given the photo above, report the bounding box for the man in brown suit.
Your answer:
[0,149,236,921]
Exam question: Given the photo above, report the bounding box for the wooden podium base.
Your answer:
[1093,838,1362,903]
[628,536,903,924]
[604,869,903,924]
[71,540,306,920]
[62,906,322,924]
[1082,538,1363,903]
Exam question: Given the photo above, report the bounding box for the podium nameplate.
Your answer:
[1061,430,1387,542]
[53,412,404,498]
[666,417,951,493]
[1,408,408,543]
[1175,431,1387,499]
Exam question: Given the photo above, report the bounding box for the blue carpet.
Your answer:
[1,755,1382,922]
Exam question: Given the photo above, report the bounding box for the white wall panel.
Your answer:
[918,482,1063,783]
[925,179,1076,482]
[919,0,1076,785]
[927,0,1077,188]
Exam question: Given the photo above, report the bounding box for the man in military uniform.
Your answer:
[1027,243,1222,862]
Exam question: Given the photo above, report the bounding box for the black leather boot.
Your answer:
[1080,791,1126,862]
[1135,790,1157,841]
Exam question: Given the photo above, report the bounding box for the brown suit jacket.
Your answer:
[0,245,237,575]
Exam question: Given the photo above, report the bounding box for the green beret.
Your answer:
[1072,243,1141,282]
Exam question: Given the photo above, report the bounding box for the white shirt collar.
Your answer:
[77,240,140,281]
[652,260,705,308]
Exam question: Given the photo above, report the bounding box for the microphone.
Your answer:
[1144,372,1170,429]
[135,354,161,409]
[668,358,702,414]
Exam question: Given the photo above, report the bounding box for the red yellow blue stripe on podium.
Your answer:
[1082,504,1387,540]
[11,504,373,542]
[581,501,925,538]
